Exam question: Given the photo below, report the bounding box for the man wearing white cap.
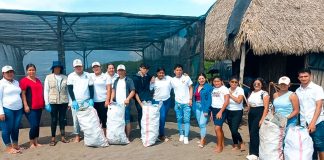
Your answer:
[0,65,24,154]
[90,62,111,136]
[110,64,135,140]
[272,76,299,127]
[67,59,94,142]
[296,68,324,159]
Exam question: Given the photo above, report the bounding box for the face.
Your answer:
[107,64,115,75]
[198,75,206,85]
[253,80,262,91]
[229,79,239,88]
[53,67,61,74]
[157,70,165,80]
[298,72,311,85]
[213,78,222,88]
[3,70,14,81]
[174,67,183,78]
[27,66,36,77]
[92,65,101,74]
[117,69,126,77]
[74,66,83,74]
[279,83,289,91]
[139,67,148,75]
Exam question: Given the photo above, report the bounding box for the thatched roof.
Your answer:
[204,0,324,60]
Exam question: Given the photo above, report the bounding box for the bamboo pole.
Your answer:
[239,44,246,85]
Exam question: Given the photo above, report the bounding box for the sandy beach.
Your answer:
[0,118,250,160]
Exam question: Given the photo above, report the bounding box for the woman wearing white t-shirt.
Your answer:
[246,78,269,160]
[227,77,245,151]
[211,77,229,153]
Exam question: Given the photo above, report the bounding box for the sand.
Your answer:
[0,119,250,160]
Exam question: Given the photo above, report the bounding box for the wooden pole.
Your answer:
[239,44,246,85]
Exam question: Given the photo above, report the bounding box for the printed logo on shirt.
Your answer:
[212,91,221,97]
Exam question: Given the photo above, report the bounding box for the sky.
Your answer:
[0,0,216,16]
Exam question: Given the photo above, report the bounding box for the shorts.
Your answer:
[310,121,324,152]
[211,108,227,126]
[125,105,131,124]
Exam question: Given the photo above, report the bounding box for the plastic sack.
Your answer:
[259,109,287,160]
[106,102,129,145]
[284,126,314,160]
[76,107,109,147]
[141,101,161,147]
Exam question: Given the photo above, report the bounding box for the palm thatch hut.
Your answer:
[204,0,324,87]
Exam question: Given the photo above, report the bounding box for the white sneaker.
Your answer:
[246,154,258,160]
[184,137,189,144]
[179,135,184,142]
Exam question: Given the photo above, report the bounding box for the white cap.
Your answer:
[278,76,290,85]
[2,65,14,72]
[73,59,83,67]
[92,62,101,67]
[117,64,126,71]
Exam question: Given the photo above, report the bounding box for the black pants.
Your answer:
[94,102,107,128]
[135,102,142,129]
[227,109,243,144]
[248,107,264,156]
[50,104,68,137]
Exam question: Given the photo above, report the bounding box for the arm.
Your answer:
[89,85,94,99]
[259,95,270,127]
[0,84,5,120]
[287,93,299,119]
[308,99,323,133]
[216,94,230,119]
[110,88,115,103]
[135,93,143,107]
[229,94,243,104]
[43,76,49,105]
[67,85,76,101]
[189,85,193,106]
[105,84,111,107]
[124,90,135,106]
[21,90,30,113]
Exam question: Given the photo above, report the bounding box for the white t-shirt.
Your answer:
[150,75,172,101]
[106,73,119,85]
[0,78,22,114]
[211,85,229,108]
[228,87,244,110]
[248,90,268,107]
[296,82,324,125]
[67,71,93,104]
[171,75,193,104]
[90,73,111,102]
[115,78,127,105]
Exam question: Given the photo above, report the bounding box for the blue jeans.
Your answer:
[25,109,42,140]
[174,101,191,137]
[71,108,80,135]
[153,98,171,137]
[195,102,208,138]
[1,108,23,146]
[125,105,131,124]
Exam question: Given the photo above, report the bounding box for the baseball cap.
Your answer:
[92,62,101,67]
[2,65,14,72]
[117,64,126,71]
[73,59,83,67]
[278,76,290,85]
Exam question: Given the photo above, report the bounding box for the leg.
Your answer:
[50,104,59,141]
[183,105,191,139]
[34,109,42,146]
[198,109,208,147]
[94,102,107,136]
[71,108,80,142]
[58,104,68,142]
[158,99,171,138]
[174,102,184,136]
[125,105,131,140]
[248,108,262,156]
[215,125,224,153]
[1,108,19,153]
[11,109,23,150]
[135,102,142,129]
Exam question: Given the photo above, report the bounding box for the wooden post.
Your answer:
[239,44,246,85]
[57,16,65,74]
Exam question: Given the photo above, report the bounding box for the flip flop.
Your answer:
[61,139,70,143]
[49,141,56,146]
[6,148,21,154]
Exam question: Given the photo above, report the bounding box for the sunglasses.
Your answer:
[253,82,262,86]
[230,81,238,84]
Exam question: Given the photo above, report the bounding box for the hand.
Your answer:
[0,114,5,121]
[104,100,109,108]
[24,106,30,113]
[88,99,94,107]
[216,111,223,119]
[150,76,155,83]
[72,100,79,110]
[189,99,192,106]
[308,122,316,133]
[140,102,144,107]
[45,104,51,112]
[203,113,208,117]
[67,106,71,110]
[259,119,264,127]
[124,99,130,105]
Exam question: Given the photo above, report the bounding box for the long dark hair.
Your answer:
[250,77,267,91]
[25,63,36,71]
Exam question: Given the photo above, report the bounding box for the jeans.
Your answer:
[174,101,191,137]
[94,102,107,128]
[248,107,264,156]
[1,108,23,146]
[227,109,243,144]
[135,102,142,129]
[50,103,68,137]
[71,108,80,135]
[25,109,42,140]
[194,102,208,138]
[153,98,171,137]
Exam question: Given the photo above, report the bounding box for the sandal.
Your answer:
[198,143,204,148]
[6,148,21,154]
[61,139,70,143]
[49,141,56,146]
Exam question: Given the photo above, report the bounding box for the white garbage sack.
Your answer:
[284,126,314,160]
[106,102,129,145]
[259,110,287,160]
[76,107,109,147]
[141,101,161,147]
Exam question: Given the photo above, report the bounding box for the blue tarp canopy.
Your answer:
[0,9,201,51]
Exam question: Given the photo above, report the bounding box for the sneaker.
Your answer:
[184,137,189,144]
[179,135,184,142]
[246,154,258,160]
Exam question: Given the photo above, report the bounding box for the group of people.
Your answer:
[0,60,323,160]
